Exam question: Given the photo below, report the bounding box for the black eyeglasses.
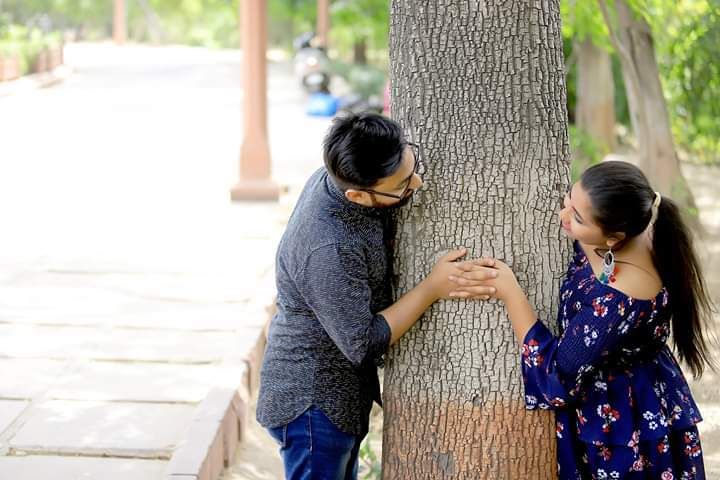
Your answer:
[361,142,426,200]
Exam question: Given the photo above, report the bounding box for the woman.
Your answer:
[452,162,715,479]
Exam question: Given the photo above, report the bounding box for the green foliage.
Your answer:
[136,0,239,48]
[0,22,62,75]
[1,0,112,37]
[607,0,720,160]
[330,0,388,62]
[561,0,611,49]
[267,0,315,48]
[358,434,381,479]
[569,125,606,182]
[266,0,392,62]
[561,0,719,162]
[0,0,389,60]
[561,1,632,128]
[657,0,720,161]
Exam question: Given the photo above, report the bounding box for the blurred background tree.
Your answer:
[561,0,719,170]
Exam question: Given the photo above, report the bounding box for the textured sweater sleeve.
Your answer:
[296,242,391,368]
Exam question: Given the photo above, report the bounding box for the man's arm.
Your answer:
[381,249,496,345]
[297,243,393,367]
[297,244,497,366]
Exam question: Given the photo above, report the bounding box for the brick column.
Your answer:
[113,0,126,45]
[231,0,280,202]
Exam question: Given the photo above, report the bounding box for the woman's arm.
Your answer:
[454,259,641,409]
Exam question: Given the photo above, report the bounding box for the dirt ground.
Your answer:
[683,163,720,478]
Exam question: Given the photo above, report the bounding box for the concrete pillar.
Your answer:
[113,0,127,45]
[316,0,330,49]
[231,0,280,202]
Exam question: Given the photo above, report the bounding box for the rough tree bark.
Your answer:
[576,38,617,153]
[382,1,572,478]
[599,0,697,212]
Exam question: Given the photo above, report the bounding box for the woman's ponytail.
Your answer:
[652,196,717,378]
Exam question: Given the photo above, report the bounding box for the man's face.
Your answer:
[345,144,425,208]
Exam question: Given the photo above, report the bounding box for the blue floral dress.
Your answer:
[522,242,705,479]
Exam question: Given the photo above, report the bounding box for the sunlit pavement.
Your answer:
[0,42,329,478]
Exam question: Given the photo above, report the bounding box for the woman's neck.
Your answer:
[584,234,661,287]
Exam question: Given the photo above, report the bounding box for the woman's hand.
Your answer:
[425,249,499,300]
[449,259,522,302]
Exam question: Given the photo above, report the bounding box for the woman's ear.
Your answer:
[606,232,626,249]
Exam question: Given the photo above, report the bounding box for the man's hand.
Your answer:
[425,249,498,300]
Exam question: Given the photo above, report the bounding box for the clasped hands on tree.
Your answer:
[424,248,521,302]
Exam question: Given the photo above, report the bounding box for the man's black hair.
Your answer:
[323,113,405,189]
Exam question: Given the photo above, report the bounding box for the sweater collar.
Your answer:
[324,172,388,220]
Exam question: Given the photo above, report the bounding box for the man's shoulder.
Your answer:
[298,167,328,200]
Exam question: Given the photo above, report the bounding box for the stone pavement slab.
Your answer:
[0,324,254,364]
[9,400,195,458]
[46,361,245,403]
[0,288,269,332]
[0,359,69,399]
[0,455,167,480]
[0,285,135,316]
[0,65,72,98]
[0,400,29,437]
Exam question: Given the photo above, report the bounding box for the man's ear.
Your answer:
[345,189,372,207]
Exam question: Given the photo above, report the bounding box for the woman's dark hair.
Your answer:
[581,161,716,378]
[323,113,405,189]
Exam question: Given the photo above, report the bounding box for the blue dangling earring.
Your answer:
[598,248,616,284]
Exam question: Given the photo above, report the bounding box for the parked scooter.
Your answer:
[293,32,331,94]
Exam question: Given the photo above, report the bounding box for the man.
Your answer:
[257,114,496,479]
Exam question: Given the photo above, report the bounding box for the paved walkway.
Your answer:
[0,42,329,479]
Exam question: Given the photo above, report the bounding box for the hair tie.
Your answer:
[650,191,662,226]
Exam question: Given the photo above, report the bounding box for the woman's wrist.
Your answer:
[498,278,523,302]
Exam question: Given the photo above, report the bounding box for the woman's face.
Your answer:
[559,182,618,248]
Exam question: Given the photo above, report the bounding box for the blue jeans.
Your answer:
[267,406,363,480]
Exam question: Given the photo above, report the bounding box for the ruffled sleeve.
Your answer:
[521,320,571,409]
[521,291,634,410]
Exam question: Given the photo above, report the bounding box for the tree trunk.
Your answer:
[575,38,617,153]
[353,37,367,64]
[383,1,572,478]
[600,0,697,213]
[136,0,166,44]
